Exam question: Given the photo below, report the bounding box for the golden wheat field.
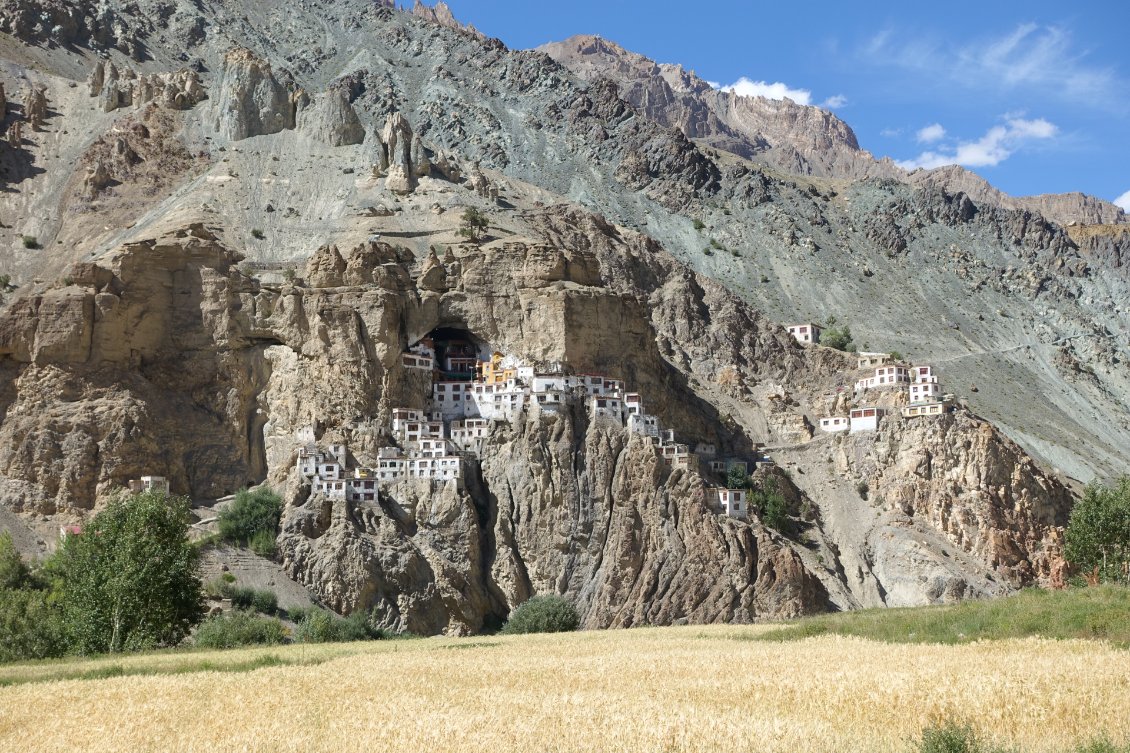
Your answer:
[1,625,1128,753]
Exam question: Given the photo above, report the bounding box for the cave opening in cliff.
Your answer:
[417,326,493,381]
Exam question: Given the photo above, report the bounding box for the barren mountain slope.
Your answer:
[0,0,1114,629]
[0,0,1124,484]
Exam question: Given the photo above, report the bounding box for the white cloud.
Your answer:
[896,117,1058,171]
[705,80,721,89]
[1115,190,1130,212]
[865,24,1121,107]
[880,127,903,138]
[719,77,812,105]
[822,94,848,109]
[916,123,946,143]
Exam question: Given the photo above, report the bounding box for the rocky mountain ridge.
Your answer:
[539,34,1128,228]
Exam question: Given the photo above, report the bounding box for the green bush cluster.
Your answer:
[913,721,1130,753]
[225,586,278,616]
[294,608,390,643]
[500,595,579,635]
[218,487,283,557]
[193,611,286,649]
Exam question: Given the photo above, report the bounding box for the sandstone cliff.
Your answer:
[0,204,1071,629]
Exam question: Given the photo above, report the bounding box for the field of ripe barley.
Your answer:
[1,625,1128,753]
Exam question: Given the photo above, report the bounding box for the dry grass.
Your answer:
[1,625,1127,752]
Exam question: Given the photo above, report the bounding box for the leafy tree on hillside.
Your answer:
[457,208,489,241]
[1065,477,1130,584]
[726,465,750,490]
[821,323,855,352]
[53,491,203,653]
[750,479,790,532]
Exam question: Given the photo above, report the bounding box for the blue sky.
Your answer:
[441,1,1130,210]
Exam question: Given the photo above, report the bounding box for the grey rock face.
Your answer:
[212,47,297,141]
[298,86,365,147]
[381,112,415,193]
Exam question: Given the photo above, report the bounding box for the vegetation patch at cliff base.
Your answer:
[756,586,1130,646]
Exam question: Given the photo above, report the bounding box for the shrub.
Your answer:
[760,274,770,283]
[251,229,265,240]
[0,587,66,662]
[224,586,277,616]
[21,236,39,249]
[294,608,388,643]
[501,595,579,635]
[251,589,278,616]
[692,218,706,230]
[703,247,714,256]
[249,529,278,558]
[227,585,255,610]
[218,487,283,548]
[221,572,236,584]
[889,350,904,362]
[282,267,296,283]
[856,481,870,500]
[0,274,10,289]
[821,323,855,352]
[0,532,31,591]
[193,611,286,649]
[915,721,984,753]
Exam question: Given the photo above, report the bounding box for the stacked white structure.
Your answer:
[856,365,911,391]
[902,365,953,418]
[296,348,760,520]
[707,487,748,520]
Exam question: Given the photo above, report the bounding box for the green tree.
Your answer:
[54,491,203,653]
[0,588,65,662]
[218,487,283,549]
[1065,477,1130,584]
[726,465,750,490]
[0,531,31,590]
[751,479,790,532]
[821,323,855,352]
[457,208,489,241]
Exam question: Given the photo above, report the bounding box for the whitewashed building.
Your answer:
[708,487,748,520]
[128,475,170,495]
[818,416,850,432]
[902,401,952,418]
[450,418,490,452]
[849,407,884,433]
[591,396,623,421]
[856,365,911,391]
[628,413,660,438]
[856,352,891,369]
[787,323,822,345]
